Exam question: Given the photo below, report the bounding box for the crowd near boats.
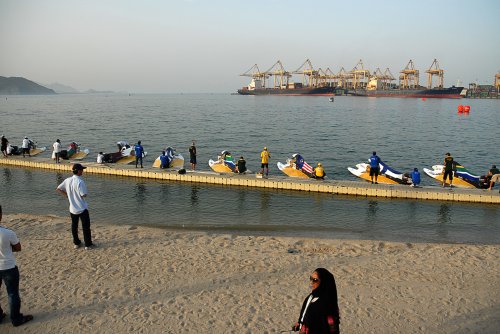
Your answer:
[1,135,499,192]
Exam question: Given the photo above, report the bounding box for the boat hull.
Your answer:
[348,86,464,99]
[237,86,334,96]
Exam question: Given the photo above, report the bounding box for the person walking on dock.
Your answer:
[369,151,381,184]
[56,164,94,250]
[1,135,8,158]
[260,147,271,176]
[0,205,34,327]
[442,153,454,188]
[189,141,197,170]
[135,141,144,168]
[52,139,62,163]
[21,137,31,158]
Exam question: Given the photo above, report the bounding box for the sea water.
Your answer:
[0,94,499,244]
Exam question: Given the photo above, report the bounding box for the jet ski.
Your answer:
[52,142,90,160]
[102,141,147,164]
[209,150,239,173]
[347,161,412,185]
[152,147,184,169]
[277,154,314,179]
[423,163,490,189]
[7,139,46,156]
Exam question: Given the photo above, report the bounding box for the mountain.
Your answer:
[44,82,79,94]
[0,76,56,95]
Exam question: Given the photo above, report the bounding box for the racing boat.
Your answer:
[208,150,243,173]
[347,161,412,185]
[277,154,314,179]
[423,163,490,189]
[152,147,184,169]
[101,141,147,164]
[7,139,46,156]
[52,142,89,160]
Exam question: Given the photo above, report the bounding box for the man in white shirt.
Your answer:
[56,163,95,250]
[0,205,34,327]
[53,139,62,163]
[21,137,30,157]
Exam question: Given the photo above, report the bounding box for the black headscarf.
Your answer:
[311,268,338,309]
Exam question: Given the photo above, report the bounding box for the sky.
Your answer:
[1,0,499,93]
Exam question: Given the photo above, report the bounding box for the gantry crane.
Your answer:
[336,67,349,89]
[264,60,292,89]
[399,60,419,89]
[495,71,500,93]
[383,68,396,89]
[239,64,269,88]
[349,59,370,89]
[426,59,444,88]
[292,59,319,87]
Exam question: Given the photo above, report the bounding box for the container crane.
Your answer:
[292,59,319,87]
[264,60,292,89]
[349,59,370,89]
[399,60,419,89]
[240,64,269,88]
[495,71,500,93]
[426,59,444,88]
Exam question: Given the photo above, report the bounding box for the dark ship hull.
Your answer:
[237,86,334,96]
[348,86,464,98]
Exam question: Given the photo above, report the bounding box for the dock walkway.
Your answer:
[1,157,499,204]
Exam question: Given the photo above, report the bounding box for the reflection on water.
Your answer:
[1,166,499,244]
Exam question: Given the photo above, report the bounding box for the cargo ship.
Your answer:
[237,78,334,96]
[348,85,464,98]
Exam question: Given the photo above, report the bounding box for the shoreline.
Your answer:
[0,213,499,333]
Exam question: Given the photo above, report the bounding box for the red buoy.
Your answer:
[457,105,464,113]
[464,105,470,112]
[421,98,426,101]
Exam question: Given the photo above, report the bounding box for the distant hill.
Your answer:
[44,82,79,94]
[0,76,56,95]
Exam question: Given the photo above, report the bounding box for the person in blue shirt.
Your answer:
[159,151,169,169]
[369,151,381,184]
[411,167,421,187]
[135,141,144,168]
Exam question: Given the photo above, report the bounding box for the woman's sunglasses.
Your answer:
[309,276,320,283]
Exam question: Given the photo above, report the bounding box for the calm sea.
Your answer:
[0,94,499,244]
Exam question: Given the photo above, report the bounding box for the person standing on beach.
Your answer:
[189,141,197,170]
[293,268,340,333]
[135,141,144,168]
[369,151,381,184]
[56,163,95,250]
[0,205,34,327]
[1,135,8,158]
[442,153,454,188]
[53,139,62,163]
[260,147,270,176]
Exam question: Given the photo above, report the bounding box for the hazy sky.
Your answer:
[1,0,499,93]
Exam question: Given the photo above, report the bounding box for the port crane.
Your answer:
[264,60,292,89]
[335,67,349,89]
[292,59,319,87]
[240,64,269,88]
[399,60,419,89]
[426,59,444,88]
[349,59,370,89]
[495,71,500,93]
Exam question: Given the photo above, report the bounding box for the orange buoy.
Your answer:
[464,105,470,112]
[457,105,464,113]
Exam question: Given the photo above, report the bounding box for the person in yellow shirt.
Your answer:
[313,162,326,180]
[260,147,270,176]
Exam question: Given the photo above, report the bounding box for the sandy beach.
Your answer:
[0,213,498,333]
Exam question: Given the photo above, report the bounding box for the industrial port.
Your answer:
[237,59,500,99]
